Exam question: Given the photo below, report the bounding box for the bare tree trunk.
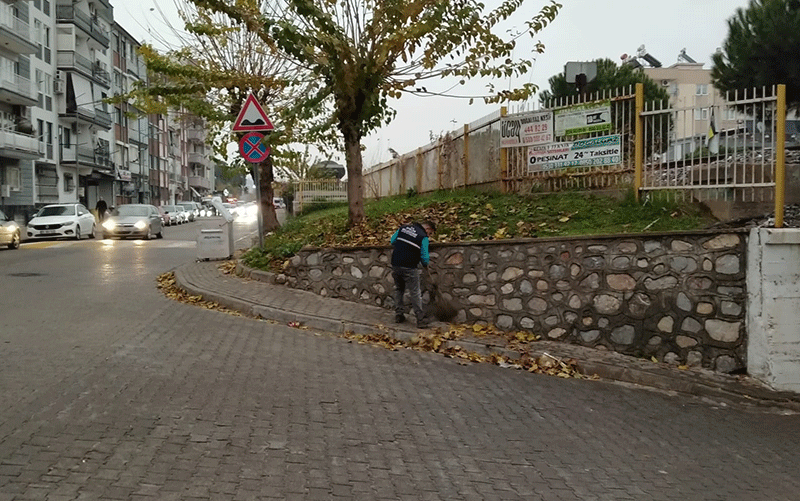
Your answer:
[342,123,364,227]
[259,155,279,233]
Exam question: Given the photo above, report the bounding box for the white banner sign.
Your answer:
[116,168,132,182]
[554,101,611,136]
[500,111,553,148]
[527,135,622,172]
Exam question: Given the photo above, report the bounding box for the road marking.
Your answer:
[22,241,76,249]
[97,238,196,248]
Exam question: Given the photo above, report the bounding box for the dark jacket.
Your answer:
[391,223,430,268]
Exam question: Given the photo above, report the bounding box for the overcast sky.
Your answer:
[113,0,751,168]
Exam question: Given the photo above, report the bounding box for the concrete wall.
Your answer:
[280,230,748,373]
[747,228,800,391]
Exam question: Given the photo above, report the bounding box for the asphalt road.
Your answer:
[1,211,799,500]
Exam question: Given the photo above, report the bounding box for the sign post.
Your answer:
[233,93,274,249]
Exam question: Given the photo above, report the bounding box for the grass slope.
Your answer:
[243,189,716,272]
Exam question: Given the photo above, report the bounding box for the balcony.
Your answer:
[185,127,206,143]
[127,117,148,145]
[57,50,110,88]
[92,61,110,87]
[187,151,206,164]
[188,175,211,190]
[59,104,112,130]
[0,69,38,106]
[0,129,41,159]
[0,9,37,55]
[55,5,109,48]
[60,144,112,173]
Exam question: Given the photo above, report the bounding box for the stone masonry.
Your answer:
[273,230,748,373]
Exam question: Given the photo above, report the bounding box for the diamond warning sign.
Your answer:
[232,93,274,132]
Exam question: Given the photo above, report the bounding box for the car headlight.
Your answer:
[103,220,116,230]
[134,220,147,230]
[2,223,16,233]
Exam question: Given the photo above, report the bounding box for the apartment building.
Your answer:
[0,0,212,222]
[0,0,39,218]
[643,62,740,161]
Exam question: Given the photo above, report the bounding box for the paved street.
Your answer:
[1,213,800,500]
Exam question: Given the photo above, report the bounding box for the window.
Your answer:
[0,112,14,131]
[696,84,709,96]
[7,167,21,190]
[726,108,737,121]
[37,119,44,144]
[694,108,709,121]
[33,20,43,60]
[64,173,74,191]
[44,27,51,63]
[61,126,71,149]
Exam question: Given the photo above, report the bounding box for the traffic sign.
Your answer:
[232,93,274,132]
[239,132,270,163]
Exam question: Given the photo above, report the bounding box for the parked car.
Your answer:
[177,201,200,222]
[222,202,237,218]
[0,209,20,249]
[27,203,96,240]
[159,206,178,226]
[199,203,215,218]
[102,204,164,240]
[155,206,170,226]
[161,205,184,224]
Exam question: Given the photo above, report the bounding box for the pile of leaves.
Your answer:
[342,324,595,379]
[156,272,242,316]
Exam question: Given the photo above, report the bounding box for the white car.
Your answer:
[222,202,238,218]
[161,205,185,224]
[0,208,20,249]
[27,203,96,240]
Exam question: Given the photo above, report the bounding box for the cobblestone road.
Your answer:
[1,235,799,500]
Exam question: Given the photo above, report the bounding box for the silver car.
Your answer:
[0,208,20,249]
[102,204,163,239]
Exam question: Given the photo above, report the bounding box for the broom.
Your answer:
[425,268,458,322]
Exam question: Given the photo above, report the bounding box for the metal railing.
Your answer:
[55,5,109,47]
[0,9,33,44]
[296,179,348,210]
[363,83,788,226]
[0,70,36,102]
[640,85,780,202]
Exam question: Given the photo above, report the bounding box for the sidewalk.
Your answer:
[174,259,800,412]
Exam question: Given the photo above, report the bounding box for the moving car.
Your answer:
[273,198,285,209]
[0,209,20,249]
[27,203,96,240]
[102,204,163,239]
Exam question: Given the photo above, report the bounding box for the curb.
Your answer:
[174,263,800,412]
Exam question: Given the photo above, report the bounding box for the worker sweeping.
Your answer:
[390,220,436,328]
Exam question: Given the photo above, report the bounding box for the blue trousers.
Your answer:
[392,266,424,322]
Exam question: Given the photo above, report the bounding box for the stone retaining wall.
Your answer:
[274,230,748,372]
